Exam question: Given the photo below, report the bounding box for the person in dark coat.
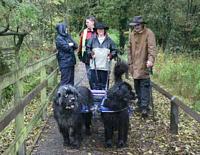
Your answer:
[86,22,117,90]
[55,23,78,85]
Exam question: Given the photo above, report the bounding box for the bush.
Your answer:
[153,52,200,111]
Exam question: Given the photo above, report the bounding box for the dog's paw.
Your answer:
[105,139,112,148]
[117,140,127,148]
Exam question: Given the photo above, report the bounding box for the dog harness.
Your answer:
[80,89,132,114]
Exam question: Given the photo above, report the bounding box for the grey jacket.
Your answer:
[86,35,117,70]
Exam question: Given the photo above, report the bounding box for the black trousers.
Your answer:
[85,64,93,89]
[134,78,151,110]
[91,70,108,90]
[60,66,74,86]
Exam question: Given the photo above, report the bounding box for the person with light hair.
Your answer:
[78,16,96,88]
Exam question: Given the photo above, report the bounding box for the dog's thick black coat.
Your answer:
[53,85,93,148]
[102,61,135,148]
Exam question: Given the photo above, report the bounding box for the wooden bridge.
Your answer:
[0,53,200,155]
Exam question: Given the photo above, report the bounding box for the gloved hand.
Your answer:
[68,42,74,47]
[90,51,95,58]
[107,53,112,60]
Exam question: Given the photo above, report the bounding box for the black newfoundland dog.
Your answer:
[53,85,93,148]
[102,61,135,148]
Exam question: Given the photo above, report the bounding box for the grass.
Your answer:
[153,51,200,112]
[119,49,200,112]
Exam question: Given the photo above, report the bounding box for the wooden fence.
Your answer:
[0,53,58,155]
[152,81,200,134]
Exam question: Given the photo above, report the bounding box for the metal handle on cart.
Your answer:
[93,57,99,82]
[105,57,111,91]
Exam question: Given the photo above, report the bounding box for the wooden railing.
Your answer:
[152,81,200,134]
[0,53,59,155]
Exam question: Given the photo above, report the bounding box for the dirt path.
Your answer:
[31,62,200,155]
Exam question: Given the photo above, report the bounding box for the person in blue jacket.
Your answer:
[55,23,78,85]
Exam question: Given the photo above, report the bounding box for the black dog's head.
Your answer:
[54,85,81,111]
[104,61,136,110]
[105,82,135,110]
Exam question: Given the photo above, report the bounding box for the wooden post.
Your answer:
[170,101,179,134]
[15,79,26,155]
[149,81,155,120]
[14,46,26,155]
[41,66,47,120]
[0,89,2,109]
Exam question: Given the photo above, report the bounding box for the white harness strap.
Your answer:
[82,28,88,56]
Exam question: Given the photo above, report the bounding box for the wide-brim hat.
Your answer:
[94,22,109,30]
[129,16,146,26]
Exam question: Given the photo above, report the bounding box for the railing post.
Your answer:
[0,89,2,109]
[149,80,155,120]
[170,101,179,134]
[41,66,47,120]
[14,52,26,155]
[15,79,26,155]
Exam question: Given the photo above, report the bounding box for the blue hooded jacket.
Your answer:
[55,23,78,68]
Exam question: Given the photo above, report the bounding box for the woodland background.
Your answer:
[0,0,200,111]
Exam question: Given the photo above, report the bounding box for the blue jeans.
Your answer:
[60,66,74,86]
[134,78,151,110]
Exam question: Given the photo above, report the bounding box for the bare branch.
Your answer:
[0,31,28,36]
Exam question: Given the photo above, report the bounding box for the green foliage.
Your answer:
[154,52,200,111]
[108,29,119,46]
[0,50,10,75]
[194,100,200,112]
[1,0,200,52]
[0,4,7,22]
[51,0,65,5]
[23,72,41,95]
[63,0,200,52]
[10,2,40,31]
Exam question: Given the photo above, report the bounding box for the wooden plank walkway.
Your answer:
[31,62,108,155]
